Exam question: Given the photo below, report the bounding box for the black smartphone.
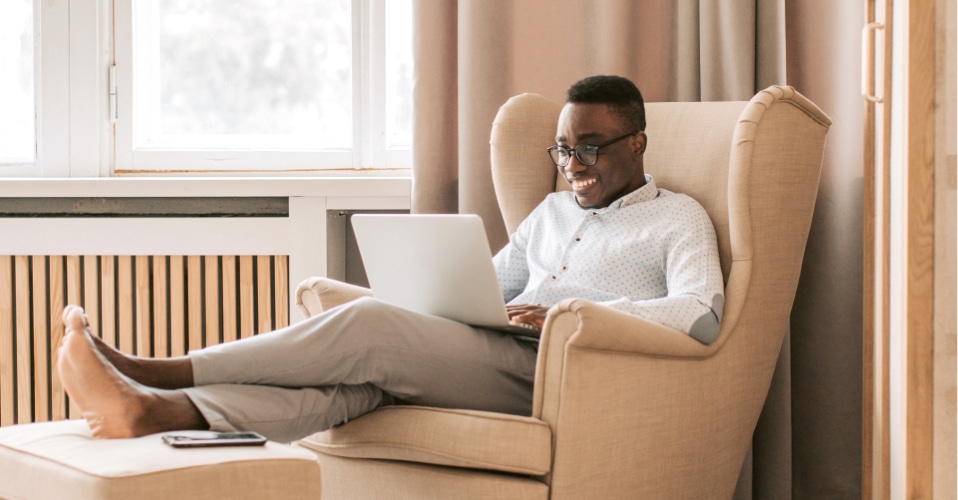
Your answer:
[162,431,267,448]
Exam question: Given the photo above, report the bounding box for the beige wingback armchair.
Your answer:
[294,86,831,499]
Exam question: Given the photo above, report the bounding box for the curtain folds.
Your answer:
[411,1,862,497]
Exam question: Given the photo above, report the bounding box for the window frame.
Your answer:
[114,0,410,176]
[1,0,410,178]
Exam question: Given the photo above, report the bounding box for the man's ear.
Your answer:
[633,131,648,155]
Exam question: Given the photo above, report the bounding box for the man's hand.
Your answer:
[506,304,550,329]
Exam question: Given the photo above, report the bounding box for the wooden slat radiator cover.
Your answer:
[0,255,288,426]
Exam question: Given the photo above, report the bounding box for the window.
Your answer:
[1,0,412,177]
[0,0,35,165]
[116,0,412,173]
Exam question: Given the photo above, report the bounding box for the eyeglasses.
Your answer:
[546,131,638,167]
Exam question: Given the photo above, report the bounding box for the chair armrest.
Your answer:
[543,298,718,358]
[532,299,751,497]
[295,277,373,318]
[532,298,721,423]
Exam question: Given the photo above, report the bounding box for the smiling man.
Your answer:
[499,75,724,343]
[55,75,724,445]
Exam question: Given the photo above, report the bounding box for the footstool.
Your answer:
[0,420,322,499]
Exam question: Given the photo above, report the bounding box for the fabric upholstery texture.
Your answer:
[308,452,549,500]
[297,405,552,475]
[0,419,322,500]
[295,86,830,499]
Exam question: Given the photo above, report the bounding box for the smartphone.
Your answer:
[162,431,267,448]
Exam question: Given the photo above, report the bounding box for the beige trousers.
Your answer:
[183,297,538,442]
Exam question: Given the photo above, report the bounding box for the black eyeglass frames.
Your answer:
[546,131,638,167]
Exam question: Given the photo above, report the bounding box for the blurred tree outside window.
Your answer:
[126,0,412,171]
[0,0,35,165]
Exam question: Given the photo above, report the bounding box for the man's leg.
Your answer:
[182,297,538,441]
[190,297,537,413]
[79,313,194,389]
[183,383,392,443]
[59,297,537,441]
[57,307,208,438]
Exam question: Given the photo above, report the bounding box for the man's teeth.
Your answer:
[571,178,596,189]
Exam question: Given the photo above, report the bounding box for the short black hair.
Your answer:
[566,75,646,131]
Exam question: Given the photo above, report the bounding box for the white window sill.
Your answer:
[0,176,411,208]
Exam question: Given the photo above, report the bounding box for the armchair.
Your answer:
[294,86,831,499]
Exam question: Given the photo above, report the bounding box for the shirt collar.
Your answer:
[589,174,657,212]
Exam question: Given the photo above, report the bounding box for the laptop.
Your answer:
[350,214,541,338]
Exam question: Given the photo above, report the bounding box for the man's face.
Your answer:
[554,102,647,209]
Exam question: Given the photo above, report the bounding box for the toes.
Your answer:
[63,306,88,333]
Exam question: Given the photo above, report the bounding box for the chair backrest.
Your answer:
[490,86,831,349]
[489,86,831,498]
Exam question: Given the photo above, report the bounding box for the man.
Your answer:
[58,75,724,443]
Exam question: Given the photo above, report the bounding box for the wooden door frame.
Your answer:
[863,0,937,498]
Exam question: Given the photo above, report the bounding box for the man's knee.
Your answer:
[335,296,402,328]
[344,296,390,315]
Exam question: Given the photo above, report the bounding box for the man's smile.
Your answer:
[570,177,597,191]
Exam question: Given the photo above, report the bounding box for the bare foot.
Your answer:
[58,306,207,438]
[62,305,194,390]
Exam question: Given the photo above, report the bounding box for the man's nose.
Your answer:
[562,155,587,174]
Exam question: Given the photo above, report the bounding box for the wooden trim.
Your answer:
[49,257,66,421]
[169,256,186,357]
[863,4,877,498]
[257,256,272,333]
[100,256,116,348]
[222,256,238,343]
[204,256,220,348]
[152,256,169,357]
[117,256,133,354]
[240,256,254,339]
[31,257,48,422]
[135,256,152,357]
[14,257,31,424]
[82,256,99,334]
[274,256,289,330]
[904,0,936,496]
[187,256,203,352]
[0,256,13,426]
[864,0,894,496]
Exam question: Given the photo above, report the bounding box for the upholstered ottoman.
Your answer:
[0,420,322,499]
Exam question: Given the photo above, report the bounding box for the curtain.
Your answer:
[784,1,865,497]
[411,0,862,497]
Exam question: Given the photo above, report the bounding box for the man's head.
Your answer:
[550,75,648,209]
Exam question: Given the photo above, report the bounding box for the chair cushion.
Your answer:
[297,406,553,475]
[0,419,322,500]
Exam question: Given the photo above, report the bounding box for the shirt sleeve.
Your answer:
[492,209,537,304]
[597,203,725,344]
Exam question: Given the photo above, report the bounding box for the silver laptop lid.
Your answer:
[350,214,514,328]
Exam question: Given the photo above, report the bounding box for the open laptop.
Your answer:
[350,214,541,338]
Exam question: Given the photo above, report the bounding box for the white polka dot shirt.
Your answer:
[493,175,725,343]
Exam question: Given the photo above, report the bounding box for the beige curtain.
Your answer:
[783,1,865,498]
[412,0,862,497]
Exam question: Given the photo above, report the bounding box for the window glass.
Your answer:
[385,0,412,149]
[139,0,352,150]
[0,0,35,163]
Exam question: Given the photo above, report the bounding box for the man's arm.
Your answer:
[599,207,725,344]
